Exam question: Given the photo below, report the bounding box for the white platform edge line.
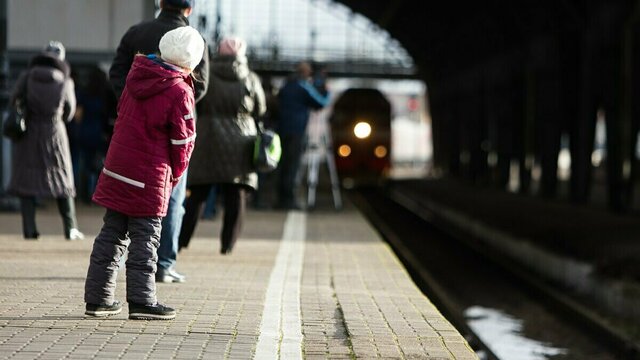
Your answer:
[254,211,306,360]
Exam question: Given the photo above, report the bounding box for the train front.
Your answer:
[330,88,392,187]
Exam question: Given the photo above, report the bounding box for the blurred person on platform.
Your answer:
[275,61,329,210]
[178,36,266,255]
[7,41,84,241]
[252,75,279,209]
[109,0,209,284]
[75,66,116,203]
[84,27,202,320]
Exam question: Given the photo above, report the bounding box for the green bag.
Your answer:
[253,127,282,172]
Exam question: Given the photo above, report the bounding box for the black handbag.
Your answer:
[3,100,27,141]
[253,122,282,173]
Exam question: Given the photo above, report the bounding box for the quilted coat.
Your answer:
[92,55,196,217]
[7,53,76,198]
[187,54,266,190]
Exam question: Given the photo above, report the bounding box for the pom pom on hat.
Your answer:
[44,41,66,61]
[159,26,205,71]
[218,37,247,57]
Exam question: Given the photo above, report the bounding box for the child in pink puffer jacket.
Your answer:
[84,26,204,320]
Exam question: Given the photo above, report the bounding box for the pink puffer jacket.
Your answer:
[93,55,196,217]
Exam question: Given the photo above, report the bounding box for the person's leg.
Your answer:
[220,184,246,254]
[125,215,162,305]
[277,135,291,206]
[202,185,218,219]
[157,173,187,275]
[277,134,303,207]
[126,215,176,320]
[19,196,38,239]
[84,147,100,202]
[177,184,211,251]
[84,209,129,306]
[277,134,304,208]
[253,171,265,208]
[56,197,83,239]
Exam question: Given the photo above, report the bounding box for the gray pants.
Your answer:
[84,209,162,306]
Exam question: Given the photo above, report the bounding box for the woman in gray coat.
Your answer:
[178,37,266,254]
[7,42,83,240]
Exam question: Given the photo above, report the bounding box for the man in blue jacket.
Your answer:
[275,62,329,210]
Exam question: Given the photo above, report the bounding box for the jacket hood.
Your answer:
[125,55,189,99]
[30,66,66,84]
[211,55,249,81]
[29,53,70,78]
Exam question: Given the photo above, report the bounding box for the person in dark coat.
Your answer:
[178,36,266,255]
[275,62,329,209]
[84,27,202,320]
[109,0,209,284]
[7,41,84,241]
[75,66,116,203]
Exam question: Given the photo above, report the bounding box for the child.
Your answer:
[84,26,204,320]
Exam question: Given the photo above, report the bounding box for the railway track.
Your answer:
[350,185,639,360]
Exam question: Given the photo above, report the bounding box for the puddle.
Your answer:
[465,306,568,360]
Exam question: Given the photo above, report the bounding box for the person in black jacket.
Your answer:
[109,0,209,102]
[108,0,209,284]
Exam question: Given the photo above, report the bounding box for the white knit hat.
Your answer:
[159,26,205,71]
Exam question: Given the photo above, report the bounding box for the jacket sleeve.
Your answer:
[168,91,197,184]
[62,78,77,122]
[109,27,136,101]
[10,71,28,107]
[299,80,330,110]
[191,39,210,104]
[251,73,267,118]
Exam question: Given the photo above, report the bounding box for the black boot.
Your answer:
[20,197,39,240]
[57,197,84,240]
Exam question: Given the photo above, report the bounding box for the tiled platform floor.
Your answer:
[0,201,477,359]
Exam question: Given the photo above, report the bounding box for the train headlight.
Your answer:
[374,145,387,158]
[353,122,371,139]
[338,144,351,157]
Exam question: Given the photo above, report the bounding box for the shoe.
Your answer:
[220,247,232,255]
[156,267,186,283]
[283,204,303,211]
[276,201,303,211]
[66,228,85,241]
[252,201,272,210]
[85,301,122,317]
[24,232,40,240]
[128,302,176,320]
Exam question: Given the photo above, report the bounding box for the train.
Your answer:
[329,88,392,186]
